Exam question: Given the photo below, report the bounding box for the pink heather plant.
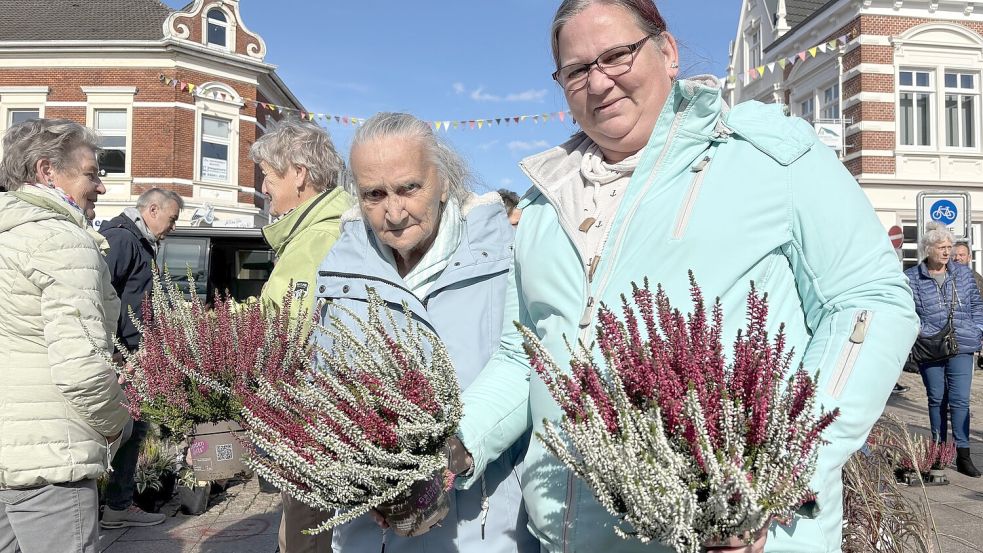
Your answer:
[520,272,839,552]
[237,289,462,535]
[896,434,957,474]
[115,269,313,438]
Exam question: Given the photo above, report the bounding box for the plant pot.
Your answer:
[133,489,162,513]
[178,484,210,515]
[375,470,451,537]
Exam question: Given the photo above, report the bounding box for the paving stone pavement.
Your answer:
[885,370,983,552]
[98,477,282,553]
[99,370,983,552]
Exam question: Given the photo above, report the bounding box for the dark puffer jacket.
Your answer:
[100,213,156,351]
[905,260,983,354]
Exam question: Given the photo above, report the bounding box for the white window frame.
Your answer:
[93,109,128,176]
[201,5,235,51]
[83,87,135,179]
[942,70,979,150]
[194,83,242,189]
[897,69,935,149]
[799,96,815,123]
[6,108,40,126]
[745,24,761,73]
[0,87,47,143]
[820,83,840,121]
[199,115,232,184]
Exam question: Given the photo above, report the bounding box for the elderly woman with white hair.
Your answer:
[249,117,353,553]
[313,112,536,553]
[905,223,983,478]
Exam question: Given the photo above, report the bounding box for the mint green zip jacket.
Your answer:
[457,77,918,553]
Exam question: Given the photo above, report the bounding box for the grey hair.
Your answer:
[921,221,956,251]
[249,118,343,193]
[349,112,473,207]
[550,0,669,69]
[136,187,185,211]
[1,118,100,191]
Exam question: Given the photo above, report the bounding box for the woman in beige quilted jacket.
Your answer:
[0,119,131,553]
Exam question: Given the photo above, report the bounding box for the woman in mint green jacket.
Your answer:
[454,1,919,552]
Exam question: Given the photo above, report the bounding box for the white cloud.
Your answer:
[452,82,465,94]
[470,87,501,102]
[500,178,514,187]
[508,140,549,152]
[504,89,548,102]
[478,140,499,151]
[466,86,548,103]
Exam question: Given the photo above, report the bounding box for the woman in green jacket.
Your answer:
[250,118,352,553]
[452,1,919,552]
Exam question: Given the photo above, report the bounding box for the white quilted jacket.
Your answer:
[0,186,129,489]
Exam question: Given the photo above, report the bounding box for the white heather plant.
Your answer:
[241,288,463,535]
[522,274,839,552]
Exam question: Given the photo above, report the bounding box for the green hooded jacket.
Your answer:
[260,187,352,327]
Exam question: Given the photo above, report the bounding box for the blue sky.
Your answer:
[165,1,740,193]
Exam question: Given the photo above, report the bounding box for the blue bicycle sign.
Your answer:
[930,199,958,225]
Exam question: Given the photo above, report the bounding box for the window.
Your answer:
[746,26,761,72]
[899,70,933,146]
[200,116,231,183]
[206,9,228,48]
[821,83,840,120]
[159,237,208,300]
[799,97,814,123]
[7,108,39,126]
[944,71,978,148]
[94,109,127,174]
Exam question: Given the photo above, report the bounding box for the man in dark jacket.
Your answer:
[98,188,182,528]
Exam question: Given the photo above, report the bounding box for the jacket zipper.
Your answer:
[316,270,437,333]
[670,154,713,240]
[826,310,871,399]
[586,98,699,346]
[527,99,700,551]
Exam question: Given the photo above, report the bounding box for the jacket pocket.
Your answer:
[670,154,714,240]
[826,310,872,399]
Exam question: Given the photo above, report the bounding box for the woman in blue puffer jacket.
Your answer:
[905,222,983,477]
[313,112,537,553]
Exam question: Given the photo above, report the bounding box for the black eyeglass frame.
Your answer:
[551,35,654,91]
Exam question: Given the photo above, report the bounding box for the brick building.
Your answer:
[0,0,303,227]
[728,0,983,267]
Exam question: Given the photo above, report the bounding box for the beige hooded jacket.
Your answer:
[0,186,130,489]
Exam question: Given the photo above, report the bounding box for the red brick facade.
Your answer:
[0,0,300,225]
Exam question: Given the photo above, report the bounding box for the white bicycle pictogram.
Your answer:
[933,205,955,220]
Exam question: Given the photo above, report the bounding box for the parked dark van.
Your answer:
[157,227,272,302]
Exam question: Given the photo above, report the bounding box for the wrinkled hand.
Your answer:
[444,436,473,478]
[702,520,769,553]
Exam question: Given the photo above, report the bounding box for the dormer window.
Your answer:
[206,9,228,48]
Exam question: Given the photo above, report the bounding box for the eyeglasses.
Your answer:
[552,35,652,92]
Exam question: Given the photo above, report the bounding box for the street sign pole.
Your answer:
[916,191,972,258]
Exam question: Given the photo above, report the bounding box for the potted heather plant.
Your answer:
[114,268,312,440]
[521,273,839,552]
[236,288,463,537]
[891,432,956,486]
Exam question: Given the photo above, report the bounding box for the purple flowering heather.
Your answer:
[521,272,839,552]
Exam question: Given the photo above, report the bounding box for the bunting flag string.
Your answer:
[725,34,853,85]
[157,74,574,131]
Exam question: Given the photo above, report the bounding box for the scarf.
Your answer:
[123,206,160,254]
[27,181,86,221]
[373,198,465,300]
[579,142,641,186]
